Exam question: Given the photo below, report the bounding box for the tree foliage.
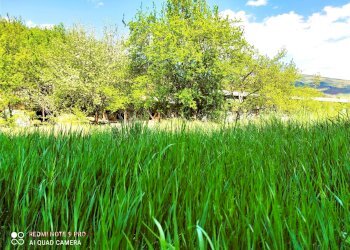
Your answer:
[48,26,129,123]
[0,17,31,115]
[0,1,324,124]
[128,0,301,119]
[128,0,252,118]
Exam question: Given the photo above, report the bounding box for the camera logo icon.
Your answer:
[11,232,25,246]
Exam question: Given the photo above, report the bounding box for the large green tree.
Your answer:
[128,0,302,119]
[128,0,250,119]
[224,49,300,114]
[0,17,66,121]
[0,17,31,117]
[49,26,128,123]
[25,25,66,121]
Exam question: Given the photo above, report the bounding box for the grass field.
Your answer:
[0,120,349,249]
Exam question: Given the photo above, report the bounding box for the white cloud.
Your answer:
[26,20,54,29]
[246,0,268,7]
[88,0,104,8]
[97,2,104,7]
[220,9,253,24]
[220,3,350,79]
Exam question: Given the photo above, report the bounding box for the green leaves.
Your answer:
[0,19,130,123]
[127,0,301,119]
[48,25,129,120]
[178,88,196,108]
[128,0,248,118]
[0,18,65,118]
[0,3,301,122]
[0,18,31,109]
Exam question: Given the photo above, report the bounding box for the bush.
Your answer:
[53,113,89,125]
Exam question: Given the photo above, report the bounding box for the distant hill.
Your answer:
[296,75,350,95]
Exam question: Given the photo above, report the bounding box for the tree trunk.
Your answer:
[95,111,99,124]
[235,110,240,121]
[42,107,46,122]
[124,110,128,122]
[8,104,13,118]
[155,112,161,122]
[148,110,154,120]
[103,110,108,120]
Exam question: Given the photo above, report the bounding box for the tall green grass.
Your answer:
[0,120,349,249]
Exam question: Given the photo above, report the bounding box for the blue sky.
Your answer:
[1,0,350,79]
[1,0,349,31]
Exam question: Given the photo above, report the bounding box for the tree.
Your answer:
[0,17,31,117]
[24,24,66,121]
[312,73,322,87]
[0,17,65,121]
[223,48,300,115]
[128,0,249,119]
[49,25,128,123]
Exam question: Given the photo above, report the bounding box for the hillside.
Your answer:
[297,75,350,95]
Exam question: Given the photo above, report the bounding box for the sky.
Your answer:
[1,0,350,79]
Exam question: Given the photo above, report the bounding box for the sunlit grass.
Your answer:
[0,119,349,249]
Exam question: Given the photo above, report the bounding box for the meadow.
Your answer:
[0,119,349,249]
